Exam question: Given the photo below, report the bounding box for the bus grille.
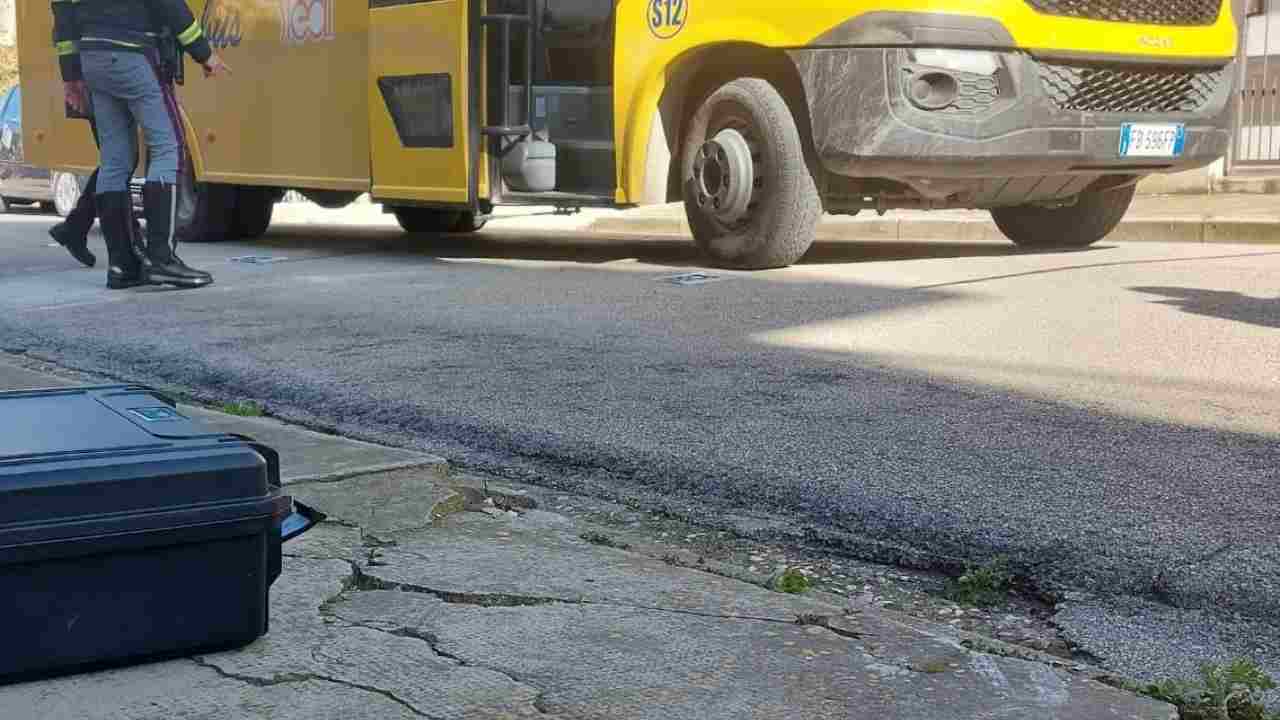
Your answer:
[1024,0,1221,26]
[943,74,1002,115]
[1039,61,1224,113]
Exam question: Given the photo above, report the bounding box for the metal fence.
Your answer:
[1235,3,1280,168]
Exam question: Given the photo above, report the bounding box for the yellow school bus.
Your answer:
[19,0,1237,268]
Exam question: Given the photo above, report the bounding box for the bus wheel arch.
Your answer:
[656,44,820,206]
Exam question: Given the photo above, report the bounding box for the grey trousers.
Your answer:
[80,49,183,193]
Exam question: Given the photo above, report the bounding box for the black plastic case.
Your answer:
[0,385,292,682]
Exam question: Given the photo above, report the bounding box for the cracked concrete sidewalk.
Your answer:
[0,361,1174,719]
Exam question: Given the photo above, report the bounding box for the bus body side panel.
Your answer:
[612,0,1239,205]
[21,0,371,192]
[18,1,97,176]
[183,0,370,192]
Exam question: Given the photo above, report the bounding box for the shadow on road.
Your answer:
[1132,286,1280,329]
[261,223,1039,267]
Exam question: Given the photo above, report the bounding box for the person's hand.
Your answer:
[63,80,88,115]
[202,54,231,79]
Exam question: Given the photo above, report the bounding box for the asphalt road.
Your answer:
[1,206,1277,629]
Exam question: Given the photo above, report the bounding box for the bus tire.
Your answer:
[177,180,237,243]
[680,77,821,270]
[393,207,486,234]
[234,186,276,239]
[991,184,1136,249]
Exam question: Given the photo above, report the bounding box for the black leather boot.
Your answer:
[140,181,212,289]
[97,191,146,290]
[48,170,98,268]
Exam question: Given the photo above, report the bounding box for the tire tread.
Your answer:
[681,78,821,270]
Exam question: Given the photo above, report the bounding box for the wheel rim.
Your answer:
[54,174,80,216]
[687,100,771,262]
[692,128,755,225]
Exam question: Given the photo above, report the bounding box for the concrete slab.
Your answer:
[180,408,445,485]
[368,510,839,621]
[327,510,1175,720]
[0,357,445,484]
[1215,175,1280,194]
[1107,219,1207,244]
[1137,166,1212,195]
[287,467,463,535]
[0,545,544,720]
[333,591,1174,720]
[1203,219,1280,244]
[0,660,427,720]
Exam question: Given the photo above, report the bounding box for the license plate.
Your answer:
[1119,123,1186,158]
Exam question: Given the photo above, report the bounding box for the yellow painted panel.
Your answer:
[367,1,471,205]
[20,0,370,189]
[18,1,98,174]
[179,0,369,189]
[612,0,1240,203]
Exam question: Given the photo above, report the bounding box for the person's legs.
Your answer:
[80,51,146,288]
[118,52,210,288]
[81,62,137,194]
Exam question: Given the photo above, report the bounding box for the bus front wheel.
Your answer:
[680,78,821,270]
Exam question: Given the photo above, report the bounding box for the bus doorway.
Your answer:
[483,1,618,207]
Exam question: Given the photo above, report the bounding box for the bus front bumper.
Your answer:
[787,48,1233,201]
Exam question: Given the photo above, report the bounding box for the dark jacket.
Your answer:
[52,0,214,82]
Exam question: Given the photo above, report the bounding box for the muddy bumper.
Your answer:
[787,48,1233,204]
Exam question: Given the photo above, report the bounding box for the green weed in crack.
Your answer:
[943,557,1013,607]
[772,568,811,595]
[1136,659,1279,720]
[579,531,631,551]
[219,400,265,417]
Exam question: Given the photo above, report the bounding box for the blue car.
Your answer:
[0,84,87,217]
